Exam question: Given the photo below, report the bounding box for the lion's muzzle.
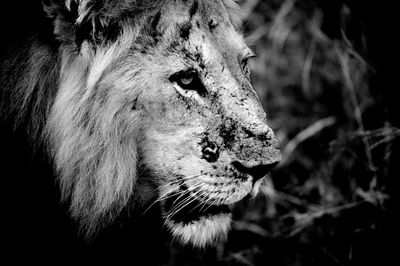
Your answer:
[231,126,281,183]
[232,160,279,184]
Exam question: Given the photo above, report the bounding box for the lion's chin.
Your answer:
[166,213,232,247]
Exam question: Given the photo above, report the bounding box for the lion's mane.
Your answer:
[0,0,244,239]
[0,1,157,236]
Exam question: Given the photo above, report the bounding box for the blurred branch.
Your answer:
[337,46,377,178]
[233,221,269,237]
[280,116,337,166]
[228,252,255,266]
[348,126,400,150]
[245,24,269,45]
[272,0,296,30]
[302,40,316,96]
[240,0,261,21]
[349,127,400,138]
[287,201,364,237]
[269,0,296,46]
[275,191,309,207]
[355,188,389,206]
[246,0,296,45]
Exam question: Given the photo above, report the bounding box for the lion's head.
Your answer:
[32,0,282,247]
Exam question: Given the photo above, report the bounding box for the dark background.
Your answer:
[0,0,398,265]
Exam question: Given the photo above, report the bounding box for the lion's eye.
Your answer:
[180,76,194,85]
[169,69,207,96]
[174,70,197,88]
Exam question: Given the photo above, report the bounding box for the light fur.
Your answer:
[0,0,281,246]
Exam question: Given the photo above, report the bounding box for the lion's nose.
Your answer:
[232,160,279,184]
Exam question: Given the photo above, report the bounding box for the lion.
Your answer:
[0,0,281,249]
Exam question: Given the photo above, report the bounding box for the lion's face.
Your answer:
[44,0,280,247]
[134,0,281,246]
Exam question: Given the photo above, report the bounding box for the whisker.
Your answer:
[198,177,225,212]
[155,173,204,192]
[202,197,221,213]
[161,182,205,226]
[142,188,188,215]
[163,189,203,225]
[197,193,212,212]
[169,196,199,219]
[199,180,226,212]
[196,193,213,213]
[170,180,203,206]
[160,185,200,219]
[143,183,200,216]
[143,174,205,215]
[165,183,203,217]
[160,175,231,226]
[164,185,204,218]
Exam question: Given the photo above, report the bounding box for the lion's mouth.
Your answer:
[164,191,231,224]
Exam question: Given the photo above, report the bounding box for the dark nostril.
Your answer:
[202,142,219,163]
[232,161,279,183]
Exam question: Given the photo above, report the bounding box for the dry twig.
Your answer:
[280,116,337,165]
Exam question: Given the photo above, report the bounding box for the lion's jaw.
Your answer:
[167,213,232,247]
[160,178,250,247]
[154,153,254,247]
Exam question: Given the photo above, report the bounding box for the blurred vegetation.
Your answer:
[167,0,397,265]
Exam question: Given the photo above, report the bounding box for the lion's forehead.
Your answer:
[150,0,246,65]
[161,0,231,26]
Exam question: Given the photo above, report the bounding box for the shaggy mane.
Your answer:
[0,0,245,237]
[0,39,58,144]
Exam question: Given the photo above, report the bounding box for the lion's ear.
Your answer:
[42,0,120,46]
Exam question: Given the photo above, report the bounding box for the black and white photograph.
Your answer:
[0,0,396,265]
